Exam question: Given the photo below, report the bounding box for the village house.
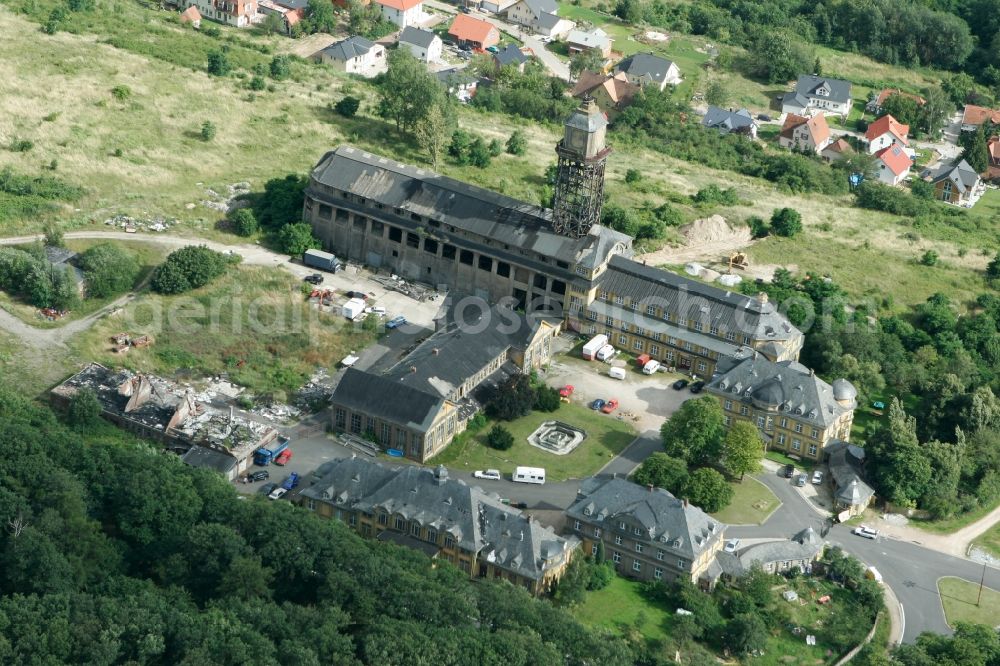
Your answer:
[448,13,500,50]
[328,304,558,462]
[373,0,423,28]
[257,0,302,34]
[493,43,530,72]
[398,26,442,62]
[716,527,825,581]
[565,477,725,588]
[480,0,516,13]
[613,52,681,90]
[701,106,758,139]
[864,114,909,154]
[865,88,925,115]
[184,0,257,28]
[820,138,853,163]
[565,27,612,58]
[436,67,479,102]
[873,144,912,186]
[988,136,1000,180]
[778,112,832,154]
[781,75,852,117]
[178,5,202,26]
[706,353,857,461]
[300,458,578,595]
[318,36,387,77]
[927,159,984,207]
[504,0,570,36]
[961,104,1000,132]
[570,71,639,119]
[50,363,277,480]
[825,440,875,518]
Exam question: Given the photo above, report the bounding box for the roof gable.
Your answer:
[375,0,422,10]
[615,53,675,83]
[875,145,911,176]
[449,13,497,42]
[865,114,909,145]
[794,75,851,104]
[331,367,445,431]
[399,26,440,49]
[322,36,376,61]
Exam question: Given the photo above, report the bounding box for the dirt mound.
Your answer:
[680,215,750,245]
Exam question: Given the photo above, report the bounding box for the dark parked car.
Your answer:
[303,274,324,285]
[591,399,606,410]
[673,379,689,390]
[260,482,278,496]
[783,464,795,478]
[689,380,705,393]
[248,470,269,482]
[346,290,367,300]
[757,113,771,121]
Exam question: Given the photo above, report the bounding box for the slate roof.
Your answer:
[865,114,909,145]
[875,145,912,177]
[273,0,307,9]
[716,527,824,578]
[494,43,528,67]
[301,458,576,581]
[321,36,377,62]
[385,305,542,399]
[331,367,445,432]
[930,159,981,193]
[707,355,855,428]
[566,477,724,559]
[535,11,565,30]
[181,445,237,475]
[308,146,632,270]
[826,439,875,507]
[596,255,802,346]
[792,74,852,105]
[399,26,439,49]
[702,106,756,134]
[614,53,677,85]
[514,0,556,17]
[566,27,610,50]
[436,67,478,87]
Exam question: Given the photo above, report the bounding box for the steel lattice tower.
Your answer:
[552,97,611,238]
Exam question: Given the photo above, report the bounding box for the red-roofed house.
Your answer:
[874,145,912,186]
[987,136,1000,181]
[821,138,853,163]
[865,88,925,115]
[448,14,500,50]
[186,0,258,27]
[374,0,423,28]
[778,113,831,154]
[570,71,639,120]
[864,114,909,154]
[179,4,202,26]
[257,0,302,34]
[961,104,1000,132]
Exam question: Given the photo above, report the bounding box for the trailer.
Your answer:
[303,249,342,273]
[642,360,661,375]
[254,436,290,466]
[596,344,616,362]
[582,334,609,360]
[343,298,366,321]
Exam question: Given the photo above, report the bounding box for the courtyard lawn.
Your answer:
[428,402,636,481]
[571,576,671,643]
[937,577,1000,628]
[972,522,1000,559]
[765,450,815,471]
[711,477,780,525]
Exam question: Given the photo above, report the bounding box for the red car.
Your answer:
[274,448,293,466]
[601,399,619,414]
[558,384,574,398]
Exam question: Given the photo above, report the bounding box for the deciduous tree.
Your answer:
[660,396,726,464]
[723,421,764,480]
[682,468,733,513]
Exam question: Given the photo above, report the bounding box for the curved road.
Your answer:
[4,231,998,643]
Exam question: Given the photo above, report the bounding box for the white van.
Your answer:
[609,366,626,380]
[513,466,546,484]
[642,360,660,375]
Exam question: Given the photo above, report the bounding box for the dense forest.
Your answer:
[0,388,648,665]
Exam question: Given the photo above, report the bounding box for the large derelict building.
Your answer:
[304,98,804,377]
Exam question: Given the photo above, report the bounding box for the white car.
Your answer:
[474,469,502,481]
[724,538,741,553]
[811,470,824,485]
[268,487,288,501]
[853,525,879,540]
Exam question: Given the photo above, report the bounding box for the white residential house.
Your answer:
[398,26,442,62]
[185,0,258,28]
[781,75,853,117]
[374,0,423,28]
[873,145,912,186]
[613,53,682,90]
[318,37,387,78]
[506,0,557,31]
[864,114,909,155]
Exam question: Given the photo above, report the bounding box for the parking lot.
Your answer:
[542,347,696,432]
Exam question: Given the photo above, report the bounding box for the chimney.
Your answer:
[682,498,689,508]
[432,348,440,355]
[758,292,769,305]
[410,366,417,373]
[647,484,654,493]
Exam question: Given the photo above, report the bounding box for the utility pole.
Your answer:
[977,561,987,607]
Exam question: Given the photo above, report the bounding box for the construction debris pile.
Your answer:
[295,367,336,411]
[200,182,252,213]
[110,332,155,354]
[39,308,69,321]
[372,274,434,302]
[103,214,177,232]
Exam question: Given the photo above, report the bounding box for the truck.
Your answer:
[253,436,290,466]
[582,334,608,360]
[303,249,342,273]
[343,298,366,321]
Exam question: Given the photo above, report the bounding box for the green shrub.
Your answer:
[150,245,232,295]
[230,208,259,237]
[79,243,141,298]
[486,424,515,450]
[770,207,802,237]
[207,50,230,76]
[200,121,217,142]
[506,130,527,155]
[334,96,361,117]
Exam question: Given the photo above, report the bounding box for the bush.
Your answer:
[110,85,131,101]
[467,137,492,168]
[78,243,140,299]
[207,51,230,77]
[534,385,561,412]
[249,76,266,91]
[269,55,291,80]
[692,184,739,206]
[506,130,527,155]
[485,374,536,421]
[9,138,34,153]
[253,174,308,229]
[624,169,642,184]
[747,215,769,238]
[770,207,802,237]
[920,250,939,266]
[277,223,321,256]
[334,96,361,117]
[486,424,515,450]
[150,245,232,295]
[200,121,217,142]
[230,208,259,237]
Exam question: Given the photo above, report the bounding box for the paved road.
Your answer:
[424,0,570,80]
